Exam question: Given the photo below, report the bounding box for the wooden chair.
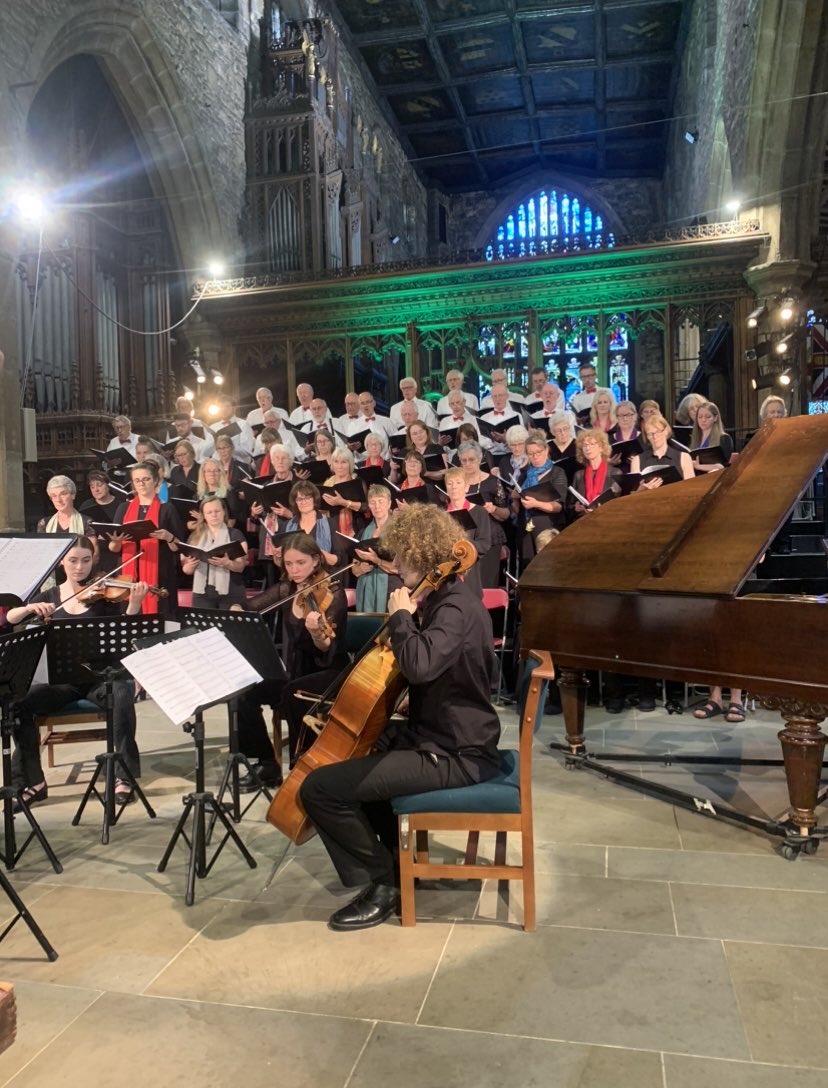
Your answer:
[391,649,553,931]
[37,699,108,769]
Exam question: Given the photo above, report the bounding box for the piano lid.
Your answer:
[520,414,828,599]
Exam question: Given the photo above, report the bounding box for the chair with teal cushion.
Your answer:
[37,700,108,769]
[391,649,553,931]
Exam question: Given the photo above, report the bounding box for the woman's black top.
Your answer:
[281,585,349,680]
[170,463,200,498]
[638,445,685,481]
[468,475,509,546]
[30,586,121,621]
[113,500,185,609]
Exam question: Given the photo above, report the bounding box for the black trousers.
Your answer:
[237,667,343,766]
[13,680,140,787]
[299,749,473,887]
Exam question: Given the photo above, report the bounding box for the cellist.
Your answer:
[299,503,501,932]
[235,532,349,791]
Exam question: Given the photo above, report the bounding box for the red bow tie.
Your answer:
[493,411,505,417]
[453,416,465,422]
[365,416,375,421]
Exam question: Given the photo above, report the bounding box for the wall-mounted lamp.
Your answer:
[746,305,766,328]
[211,369,224,386]
[684,130,698,144]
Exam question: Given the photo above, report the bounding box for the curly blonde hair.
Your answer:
[379,503,463,575]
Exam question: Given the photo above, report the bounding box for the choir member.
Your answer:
[759,394,787,422]
[7,536,149,808]
[281,482,337,568]
[37,475,96,540]
[438,390,483,448]
[456,440,509,587]
[253,410,301,461]
[210,394,256,460]
[479,385,519,455]
[337,392,362,432]
[250,444,297,583]
[609,401,641,444]
[690,401,733,472]
[106,414,139,456]
[495,424,529,481]
[588,389,618,433]
[528,382,574,429]
[569,429,622,517]
[360,431,390,472]
[523,366,549,412]
[443,466,491,598]
[436,369,479,416]
[357,392,395,438]
[105,460,183,613]
[289,382,330,426]
[389,377,439,428]
[309,428,337,469]
[247,387,289,428]
[630,415,695,487]
[353,484,400,611]
[80,470,121,524]
[214,434,253,495]
[638,399,662,423]
[514,431,567,559]
[568,362,599,417]
[480,368,524,411]
[169,412,213,459]
[675,392,706,427]
[322,448,366,548]
[180,496,248,609]
[405,420,446,481]
[548,414,577,461]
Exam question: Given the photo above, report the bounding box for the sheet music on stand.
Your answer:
[0,534,76,606]
[121,628,262,726]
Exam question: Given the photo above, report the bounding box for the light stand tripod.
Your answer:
[157,708,257,906]
[0,627,62,874]
[46,616,163,845]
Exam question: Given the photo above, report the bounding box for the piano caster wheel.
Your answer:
[665,701,683,715]
[802,838,819,856]
[780,842,801,861]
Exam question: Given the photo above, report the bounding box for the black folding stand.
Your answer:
[46,617,163,844]
[0,628,60,962]
[157,706,257,906]
[0,627,62,873]
[178,609,286,825]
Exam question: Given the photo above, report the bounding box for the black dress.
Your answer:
[468,475,509,588]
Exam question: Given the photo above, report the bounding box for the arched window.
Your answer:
[485,189,614,261]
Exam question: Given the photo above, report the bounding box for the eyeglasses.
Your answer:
[131,477,154,485]
[617,411,636,418]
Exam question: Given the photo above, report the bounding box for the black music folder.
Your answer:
[448,508,477,531]
[211,421,242,442]
[477,415,521,439]
[356,464,388,487]
[388,482,431,505]
[610,436,644,461]
[336,428,372,452]
[336,532,386,556]
[319,479,366,505]
[171,496,200,516]
[90,446,136,468]
[388,433,409,455]
[176,539,247,563]
[689,445,729,466]
[636,464,683,486]
[240,477,294,508]
[89,519,158,541]
[297,460,333,485]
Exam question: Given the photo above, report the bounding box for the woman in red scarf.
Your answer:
[105,460,184,614]
[569,429,622,518]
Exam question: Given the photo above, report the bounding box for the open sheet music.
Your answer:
[0,534,75,606]
[121,628,262,725]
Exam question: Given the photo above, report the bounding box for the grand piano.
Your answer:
[519,414,828,857]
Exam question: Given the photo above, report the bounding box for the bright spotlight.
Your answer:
[747,305,766,329]
[779,298,795,321]
[12,189,47,224]
[725,198,741,215]
[207,402,220,418]
[211,370,224,386]
[207,260,225,279]
[777,369,793,387]
[183,386,195,402]
[775,335,794,355]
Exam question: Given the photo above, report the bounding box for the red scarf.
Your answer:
[584,462,609,503]
[122,496,161,614]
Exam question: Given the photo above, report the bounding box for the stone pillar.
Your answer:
[0,218,26,528]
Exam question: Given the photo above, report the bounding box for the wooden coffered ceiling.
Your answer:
[328,0,688,191]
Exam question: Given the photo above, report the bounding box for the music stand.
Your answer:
[124,628,261,905]
[45,616,163,844]
[178,609,286,823]
[0,627,62,873]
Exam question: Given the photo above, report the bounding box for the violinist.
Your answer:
[180,496,248,609]
[5,536,149,809]
[299,503,501,932]
[236,533,349,788]
[105,460,184,614]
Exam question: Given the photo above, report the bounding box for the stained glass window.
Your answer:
[485,189,614,261]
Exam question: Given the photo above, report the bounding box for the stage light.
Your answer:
[779,298,795,321]
[211,370,224,386]
[190,356,207,383]
[206,259,225,279]
[684,130,698,144]
[182,386,195,401]
[11,188,47,224]
[725,198,741,215]
[747,305,766,328]
[207,402,220,417]
[775,335,794,355]
[751,374,776,391]
[777,369,793,386]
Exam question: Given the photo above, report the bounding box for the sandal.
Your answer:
[725,702,746,723]
[114,779,135,806]
[13,782,48,814]
[693,701,722,720]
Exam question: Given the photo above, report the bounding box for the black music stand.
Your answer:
[0,627,63,873]
[177,609,286,823]
[45,617,163,844]
[127,628,260,905]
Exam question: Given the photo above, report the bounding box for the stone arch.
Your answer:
[23,3,235,271]
[706,116,734,218]
[473,171,626,250]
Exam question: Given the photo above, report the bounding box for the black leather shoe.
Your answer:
[604,702,624,715]
[328,882,399,931]
[238,765,282,793]
[638,698,657,712]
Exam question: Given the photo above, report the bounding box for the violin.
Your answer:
[79,578,169,604]
[294,581,336,640]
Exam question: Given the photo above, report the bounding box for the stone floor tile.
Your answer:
[672,882,828,946]
[0,980,102,1085]
[420,923,750,1059]
[147,899,453,1022]
[672,807,778,855]
[6,991,373,1088]
[0,886,223,992]
[724,942,828,1067]
[606,846,828,892]
[533,791,682,849]
[349,1022,664,1088]
[534,872,676,934]
[664,1053,828,1086]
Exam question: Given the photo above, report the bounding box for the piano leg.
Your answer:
[557,669,590,755]
[765,699,828,836]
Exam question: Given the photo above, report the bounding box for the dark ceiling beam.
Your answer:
[377,51,676,97]
[402,99,669,134]
[408,0,490,187]
[505,0,543,161]
[594,2,607,175]
[351,0,681,46]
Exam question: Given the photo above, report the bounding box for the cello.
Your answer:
[266,537,478,844]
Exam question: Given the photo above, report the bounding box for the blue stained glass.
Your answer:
[527,198,536,239]
[566,333,580,352]
[539,192,548,236]
[550,191,559,236]
[562,195,570,236]
[488,189,606,259]
[572,198,580,235]
[584,207,593,234]
[517,205,527,239]
[595,215,603,231]
[485,245,493,261]
[608,232,615,247]
[506,215,515,242]
[586,331,598,352]
[808,401,828,414]
[497,224,505,242]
